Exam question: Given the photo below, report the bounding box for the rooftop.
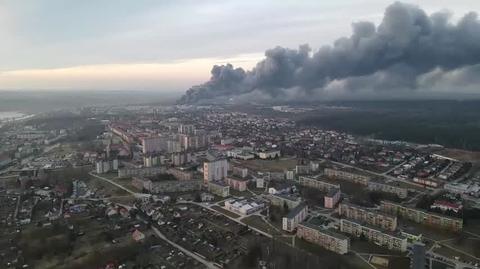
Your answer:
[286,202,307,218]
[299,221,349,240]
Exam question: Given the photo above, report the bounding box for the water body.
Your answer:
[0,111,33,122]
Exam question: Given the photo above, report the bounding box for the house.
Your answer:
[132,230,145,241]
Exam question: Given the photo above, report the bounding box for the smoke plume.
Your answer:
[180,2,480,104]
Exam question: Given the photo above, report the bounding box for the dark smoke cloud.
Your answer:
[180,2,480,104]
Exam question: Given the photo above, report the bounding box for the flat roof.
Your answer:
[380,201,463,222]
[340,202,397,219]
[326,188,340,197]
[341,218,406,239]
[208,180,229,187]
[273,193,301,202]
[286,202,307,218]
[299,222,349,240]
[227,175,250,181]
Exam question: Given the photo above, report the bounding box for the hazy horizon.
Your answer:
[1,0,480,100]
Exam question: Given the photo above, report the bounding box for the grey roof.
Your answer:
[299,222,349,240]
[286,202,307,218]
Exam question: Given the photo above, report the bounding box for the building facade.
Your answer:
[226,176,248,191]
[142,136,165,154]
[297,222,350,254]
[380,201,463,232]
[324,168,370,185]
[367,179,408,199]
[324,188,341,209]
[208,181,230,197]
[298,176,341,192]
[203,158,228,184]
[132,177,202,193]
[340,218,407,252]
[267,193,302,210]
[95,159,119,174]
[282,203,308,232]
[118,166,166,178]
[338,202,397,231]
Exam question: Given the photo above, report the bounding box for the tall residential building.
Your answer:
[143,154,164,167]
[203,158,228,184]
[141,136,165,154]
[95,159,119,174]
[179,134,200,150]
[338,202,397,231]
[167,140,183,153]
[296,222,350,254]
[178,124,195,135]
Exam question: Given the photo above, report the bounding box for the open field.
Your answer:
[233,158,297,173]
[437,148,480,164]
[295,238,372,269]
[86,174,130,197]
[18,212,147,269]
[241,215,283,236]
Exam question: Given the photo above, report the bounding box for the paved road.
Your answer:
[88,172,150,199]
[424,234,480,268]
[180,201,274,239]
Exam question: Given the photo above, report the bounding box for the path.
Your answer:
[152,226,220,269]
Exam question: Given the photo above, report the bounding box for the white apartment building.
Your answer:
[203,158,228,184]
[282,203,308,232]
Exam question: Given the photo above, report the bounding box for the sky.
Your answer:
[0,0,479,92]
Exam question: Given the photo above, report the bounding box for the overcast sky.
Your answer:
[0,0,479,92]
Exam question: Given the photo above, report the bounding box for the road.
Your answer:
[326,159,431,192]
[88,171,150,199]
[424,234,480,269]
[151,226,220,269]
[0,143,60,175]
[180,200,275,239]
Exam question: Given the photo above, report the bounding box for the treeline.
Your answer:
[297,100,480,151]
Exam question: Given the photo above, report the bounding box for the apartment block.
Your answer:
[226,175,248,191]
[282,203,308,232]
[297,222,350,254]
[208,181,230,197]
[298,176,340,192]
[203,158,228,184]
[324,188,341,209]
[367,179,408,199]
[380,201,463,232]
[338,202,397,231]
[324,168,370,185]
[340,218,407,252]
[267,193,302,210]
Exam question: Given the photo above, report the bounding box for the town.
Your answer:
[1,104,479,269]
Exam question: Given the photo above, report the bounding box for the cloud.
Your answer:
[0,53,261,91]
[180,2,480,103]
